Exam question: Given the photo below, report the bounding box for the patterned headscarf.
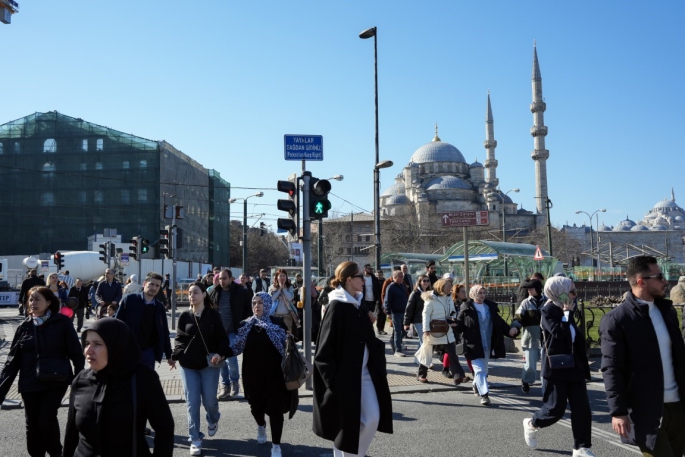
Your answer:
[469,285,486,303]
[230,292,286,357]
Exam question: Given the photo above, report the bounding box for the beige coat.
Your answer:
[421,292,456,345]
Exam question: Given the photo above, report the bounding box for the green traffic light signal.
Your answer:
[315,202,324,214]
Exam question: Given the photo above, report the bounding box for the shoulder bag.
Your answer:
[192,312,223,368]
[281,334,312,390]
[33,323,73,383]
[544,331,575,369]
[429,297,451,338]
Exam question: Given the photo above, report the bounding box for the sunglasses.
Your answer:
[421,279,430,283]
[351,274,364,279]
[641,273,665,282]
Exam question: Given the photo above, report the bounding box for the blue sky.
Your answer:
[3,1,684,231]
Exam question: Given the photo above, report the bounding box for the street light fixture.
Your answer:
[229,192,264,274]
[575,208,606,267]
[318,175,344,276]
[359,26,381,270]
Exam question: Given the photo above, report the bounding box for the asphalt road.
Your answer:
[0,384,640,457]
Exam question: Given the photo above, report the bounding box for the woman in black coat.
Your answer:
[523,276,595,457]
[313,261,393,457]
[231,291,293,457]
[63,318,174,456]
[454,285,518,406]
[0,286,84,457]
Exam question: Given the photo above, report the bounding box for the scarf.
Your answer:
[231,292,286,357]
[543,276,575,308]
[32,310,52,326]
[469,285,485,303]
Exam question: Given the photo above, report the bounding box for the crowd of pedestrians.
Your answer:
[4,255,685,456]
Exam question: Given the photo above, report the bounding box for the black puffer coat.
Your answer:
[454,299,515,360]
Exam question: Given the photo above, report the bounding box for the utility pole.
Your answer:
[301,171,313,389]
[546,197,553,256]
[171,208,177,330]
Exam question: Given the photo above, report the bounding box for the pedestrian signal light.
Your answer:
[159,226,171,259]
[309,178,332,220]
[53,251,65,270]
[129,236,140,261]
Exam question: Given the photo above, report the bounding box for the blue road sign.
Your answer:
[284,134,323,161]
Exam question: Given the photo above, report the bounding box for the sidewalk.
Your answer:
[0,311,602,409]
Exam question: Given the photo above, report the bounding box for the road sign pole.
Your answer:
[302,172,313,390]
[463,227,470,290]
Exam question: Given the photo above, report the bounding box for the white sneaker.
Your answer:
[394,351,406,357]
[572,448,597,457]
[257,425,267,445]
[189,441,202,456]
[271,444,282,457]
[523,418,538,448]
[208,422,218,437]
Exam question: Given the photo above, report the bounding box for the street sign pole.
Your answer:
[463,227,469,290]
[301,171,313,390]
[171,209,177,330]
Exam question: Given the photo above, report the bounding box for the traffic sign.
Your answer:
[120,253,130,266]
[534,245,545,260]
[284,135,323,161]
[40,260,49,272]
[441,211,490,227]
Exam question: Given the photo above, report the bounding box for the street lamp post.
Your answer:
[494,188,519,276]
[575,209,606,268]
[359,26,382,270]
[319,175,344,276]
[374,160,393,269]
[229,192,263,274]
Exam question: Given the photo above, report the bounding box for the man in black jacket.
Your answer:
[362,264,384,335]
[600,256,685,456]
[18,269,45,316]
[68,278,89,332]
[209,269,251,399]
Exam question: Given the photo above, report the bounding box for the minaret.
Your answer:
[530,41,549,215]
[484,91,498,188]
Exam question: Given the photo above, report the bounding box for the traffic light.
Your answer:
[277,177,298,237]
[309,178,332,219]
[53,251,64,270]
[159,226,171,259]
[259,222,265,236]
[98,242,109,264]
[129,236,140,261]
[141,238,149,254]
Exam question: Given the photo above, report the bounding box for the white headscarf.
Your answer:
[469,284,485,303]
[543,276,575,308]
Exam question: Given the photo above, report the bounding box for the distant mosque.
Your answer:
[378,43,549,236]
[600,189,685,232]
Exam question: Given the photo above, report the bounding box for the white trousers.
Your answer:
[471,353,491,396]
[333,370,380,457]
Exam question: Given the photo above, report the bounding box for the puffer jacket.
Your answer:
[421,292,456,345]
[511,294,546,348]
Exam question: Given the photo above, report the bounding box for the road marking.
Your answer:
[495,395,640,454]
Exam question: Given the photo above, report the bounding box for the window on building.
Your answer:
[121,189,130,204]
[122,161,130,169]
[94,191,103,204]
[96,138,104,151]
[345,235,350,242]
[140,160,147,168]
[138,189,147,202]
[78,191,86,203]
[13,142,20,154]
[80,163,87,171]
[0,143,3,154]
[41,192,55,206]
[42,162,55,173]
[337,248,343,254]
[347,248,351,255]
[366,235,370,242]
[43,139,57,153]
[81,139,88,152]
[493,205,496,210]
[357,235,362,242]
[95,162,103,170]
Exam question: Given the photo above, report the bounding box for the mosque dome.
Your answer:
[652,199,680,211]
[470,160,483,168]
[381,182,405,197]
[631,224,649,231]
[426,176,471,191]
[410,139,466,164]
[650,225,668,231]
[385,194,410,205]
[613,217,636,231]
[598,223,612,231]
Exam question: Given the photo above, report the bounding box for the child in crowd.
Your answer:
[106,303,118,317]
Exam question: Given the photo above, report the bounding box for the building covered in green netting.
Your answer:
[0,111,231,265]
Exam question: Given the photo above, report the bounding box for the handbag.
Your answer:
[281,334,312,390]
[33,325,72,383]
[192,312,223,368]
[429,319,449,338]
[543,330,575,370]
[414,335,433,366]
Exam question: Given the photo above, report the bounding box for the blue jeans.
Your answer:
[220,332,239,385]
[390,313,404,352]
[180,365,222,443]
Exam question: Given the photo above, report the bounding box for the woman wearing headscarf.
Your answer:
[122,274,143,296]
[421,278,467,385]
[63,318,174,457]
[0,286,84,457]
[231,291,293,457]
[443,283,472,378]
[404,274,432,379]
[454,284,519,406]
[523,276,595,457]
[313,261,392,457]
[172,281,231,456]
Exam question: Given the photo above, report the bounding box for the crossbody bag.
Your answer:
[191,312,223,368]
